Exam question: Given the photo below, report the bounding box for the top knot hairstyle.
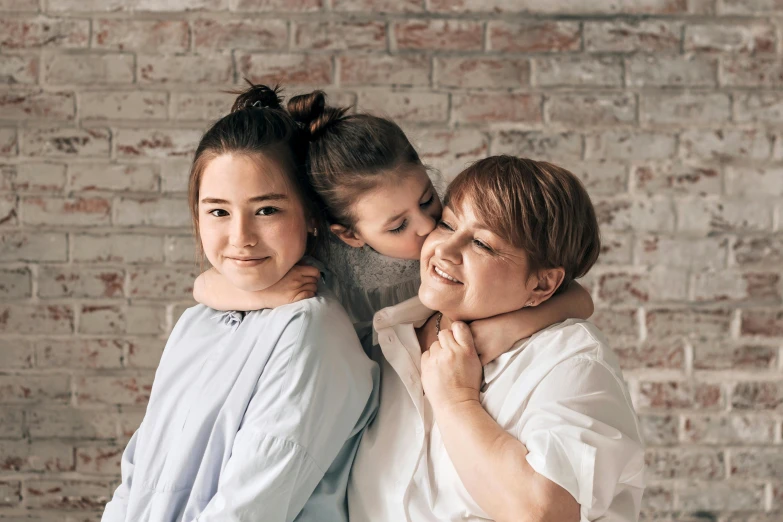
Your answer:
[188,82,327,256]
[286,90,423,229]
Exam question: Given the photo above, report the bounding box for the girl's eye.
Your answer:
[256,207,279,216]
[208,209,228,217]
[419,194,434,208]
[437,220,454,231]
[389,220,408,234]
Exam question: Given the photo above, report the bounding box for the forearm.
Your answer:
[433,400,577,522]
[193,268,270,311]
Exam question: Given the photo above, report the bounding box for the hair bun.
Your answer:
[288,90,349,139]
[231,80,284,113]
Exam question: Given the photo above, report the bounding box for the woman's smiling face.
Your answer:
[418,200,538,323]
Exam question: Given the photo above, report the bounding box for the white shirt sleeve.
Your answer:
[101,427,140,521]
[517,356,646,522]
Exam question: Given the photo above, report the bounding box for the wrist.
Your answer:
[432,391,481,416]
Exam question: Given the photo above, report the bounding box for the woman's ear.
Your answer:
[527,268,566,307]
[330,224,366,249]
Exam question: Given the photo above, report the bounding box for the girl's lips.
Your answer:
[226,257,269,267]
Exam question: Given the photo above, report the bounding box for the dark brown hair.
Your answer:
[188,83,326,257]
[287,90,423,229]
[446,156,600,293]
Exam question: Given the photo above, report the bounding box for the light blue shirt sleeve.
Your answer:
[195,299,376,522]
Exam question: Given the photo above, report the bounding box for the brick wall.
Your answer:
[0,0,782,519]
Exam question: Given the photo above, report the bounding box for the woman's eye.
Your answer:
[389,220,408,234]
[256,207,279,216]
[208,209,228,217]
[437,220,453,231]
[474,239,492,252]
[419,194,434,208]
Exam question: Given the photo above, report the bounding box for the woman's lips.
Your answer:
[430,264,462,285]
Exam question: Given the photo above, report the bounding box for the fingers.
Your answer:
[293,264,321,278]
[451,321,476,351]
[292,290,316,302]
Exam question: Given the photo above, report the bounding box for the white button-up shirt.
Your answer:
[348,297,646,522]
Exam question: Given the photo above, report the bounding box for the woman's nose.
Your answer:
[229,215,258,248]
[434,234,461,264]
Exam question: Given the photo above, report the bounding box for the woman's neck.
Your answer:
[415,311,454,354]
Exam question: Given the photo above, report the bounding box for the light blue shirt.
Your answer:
[101,274,378,522]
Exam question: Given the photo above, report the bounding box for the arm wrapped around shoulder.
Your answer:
[518,357,646,521]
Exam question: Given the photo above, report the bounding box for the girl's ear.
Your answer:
[330,224,366,249]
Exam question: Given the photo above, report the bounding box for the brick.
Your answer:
[492,131,582,162]
[46,0,130,10]
[548,93,635,125]
[681,129,772,161]
[568,159,628,195]
[678,197,774,233]
[357,90,448,123]
[25,479,113,510]
[595,197,675,232]
[676,482,765,512]
[134,0,229,10]
[75,375,153,406]
[238,53,331,86]
[193,18,287,51]
[339,54,429,86]
[535,56,623,87]
[129,267,198,300]
[22,196,110,226]
[0,90,74,120]
[636,381,723,410]
[171,92,233,121]
[0,440,73,472]
[333,0,420,10]
[720,0,783,13]
[230,0,322,10]
[76,445,123,474]
[78,304,125,335]
[138,54,233,84]
[0,231,67,262]
[0,267,31,298]
[633,162,721,195]
[0,16,88,49]
[639,414,679,445]
[395,20,482,51]
[79,91,168,120]
[427,0,689,14]
[126,303,168,335]
[0,480,20,507]
[70,163,159,192]
[730,448,783,478]
[586,131,677,160]
[627,54,718,87]
[0,193,16,226]
[113,197,190,227]
[723,56,783,87]
[0,0,40,10]
[735,92,783,123]
[733,234,783,267]
[0,375,70,403]
[27,407,119,439]
[685,22,776,53]
[646,448,725,480]
[0,53,39,83]
[0,304,73,333]
[116,128,201,159]
[741,309,783,337]
[36,338,125,369]
[0,128,16,156]
[0,338,33,369]
[165,234,197,264]
[93,19,189,52]
[295,21,386,51]
[0,406,23,438]
[646,308,732,339]
[726,165,783,196]
[38,266,125,298]
[641,484,673,512]
[693,340,778,370]
[488,20,580,52]
[1,162,66,192]
[159,158,191,193]
[599,267,688,303]
[640,92,730,124]
[591,308,639,338]
[692,270,780,302]
[413,128,489,181]
[72,233,165,263]
[584,20,682,52]
[615,341,686,370]
[125,337,166,368]
[436,57,530,89]
[732,381,783,410]
[596,232,634,265]
[23,127,111,158]
[44,52,133,84]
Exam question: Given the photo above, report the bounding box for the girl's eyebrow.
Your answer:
[200,193,288,205]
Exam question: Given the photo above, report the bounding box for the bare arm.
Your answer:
[471,281,594,365]
[193,265,320,312]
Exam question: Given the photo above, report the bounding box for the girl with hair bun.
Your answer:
[102,84,378,522]
[194,88,595,361]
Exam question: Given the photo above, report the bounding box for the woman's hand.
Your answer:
[421,321,483,410]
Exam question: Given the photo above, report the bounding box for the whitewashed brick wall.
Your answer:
[0,0,782,519]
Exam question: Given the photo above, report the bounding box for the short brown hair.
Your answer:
[446,156,600,293]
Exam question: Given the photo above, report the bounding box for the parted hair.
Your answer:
[446,155,601,293]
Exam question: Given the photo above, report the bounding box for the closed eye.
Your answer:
[438,220,454,231]
[420,194,434,208]
[389,219,408,234]
[473,239,493,252]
